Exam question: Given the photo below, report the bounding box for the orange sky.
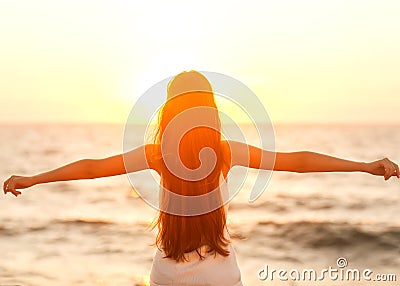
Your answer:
[1,0,400,125]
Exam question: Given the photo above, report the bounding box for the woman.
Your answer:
[3,70,399,286]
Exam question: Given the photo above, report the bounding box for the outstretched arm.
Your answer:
[3,145,154,197]
[225,140,399,180]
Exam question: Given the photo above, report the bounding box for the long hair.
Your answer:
[152,70,230,262]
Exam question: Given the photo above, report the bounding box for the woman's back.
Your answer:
[149,138,243,285]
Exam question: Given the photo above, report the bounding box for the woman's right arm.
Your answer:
[3,158,99,197]
[3,144,156,197]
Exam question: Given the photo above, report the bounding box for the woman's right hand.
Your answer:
[3,175,35,197]
[365,158,399,181]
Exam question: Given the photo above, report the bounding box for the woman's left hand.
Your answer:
[365,158,399,181]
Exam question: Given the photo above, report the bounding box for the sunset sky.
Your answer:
[1,0,399,124]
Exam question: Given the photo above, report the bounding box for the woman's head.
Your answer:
[153,70,229,262]
[166,70,213,100]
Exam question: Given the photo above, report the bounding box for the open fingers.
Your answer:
[382,159,391,180]
[3,177,11,194]
[3,179,8,194]
[390,160,400,178]
[389,161,399,179]
[383,158,397,180]
[382,160,389,180]
[11,189,21,197]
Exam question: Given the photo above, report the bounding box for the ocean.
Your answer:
[0,123,399,285]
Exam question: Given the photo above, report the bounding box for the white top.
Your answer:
[150,239,243,286]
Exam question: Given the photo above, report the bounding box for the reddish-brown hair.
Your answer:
[151,71,230,262]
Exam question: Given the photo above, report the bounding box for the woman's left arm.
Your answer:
[226,140,399,181]
[300,151,399,180]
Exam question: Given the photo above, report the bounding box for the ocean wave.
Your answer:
[51,218,152,229]
[0,218,152,237]
[53,218,114,226]
[229,197,335,212]
[229,200,288,212]
[228,193,387,212]
[252,220,400,250]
